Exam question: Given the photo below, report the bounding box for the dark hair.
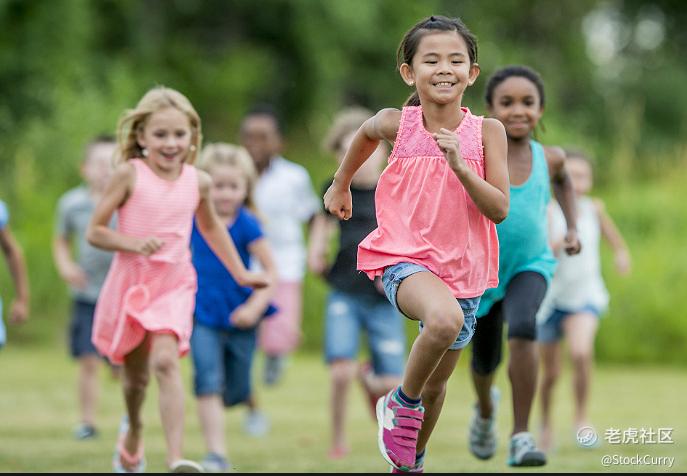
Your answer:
[84,133,116,162]
[398,15,478,107]
[485,65,545,107]
[564,148,593,165]
[241,104,285,136]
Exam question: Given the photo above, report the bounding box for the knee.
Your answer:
[508,319,537,341]
[123,371,149,394]
[570,349,593,368]
[330,361,355,387]
[151,351,178,377]
[542,366,561,386]
[424,307,464,345]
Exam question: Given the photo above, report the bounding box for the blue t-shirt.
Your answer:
[477,140,557,317]
[0,200,9,346]
[191,207,276,330]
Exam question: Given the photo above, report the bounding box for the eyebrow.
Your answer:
[422,52,466,58]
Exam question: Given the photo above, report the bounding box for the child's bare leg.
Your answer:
[330,359,357,452]
[417,349,462,452]
[539,341,561,452]
[78,354,101,427]
[121,335,151,469]
[508,338,539,434]
[197,394,225,456]
[150,333,185,465]
[363,373,402,398]
[396,272,464,399]
[562,313,598,428]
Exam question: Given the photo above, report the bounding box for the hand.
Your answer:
[10,299,28,324]
[323,181,352,221]
[133,237,164,256]
[307,252,329,277]
[433,128,466,173]
[61,263,88,289]
[239,271,271,289]
[230,304,261,329]
[614,249,631,276]
[563,229,582,255]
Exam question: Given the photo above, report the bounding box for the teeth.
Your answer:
[436,82,453,87]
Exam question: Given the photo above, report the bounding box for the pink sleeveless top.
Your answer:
[92,159,200,364]
[357,106,499,298]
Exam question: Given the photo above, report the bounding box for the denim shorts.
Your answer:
[190,321,257,407]
[69,300,100,358]
[382,262,481,351]
[537,304,602,343]
[324,290,405,376]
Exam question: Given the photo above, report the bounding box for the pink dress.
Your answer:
[357,106,499,298]
[92,159,200,364]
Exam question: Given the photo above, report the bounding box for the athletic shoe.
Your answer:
[468,386,499,460]
[508,431,547,467]
[376,388,424,471]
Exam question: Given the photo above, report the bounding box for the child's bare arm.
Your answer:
[324,109,400,220]
[86,163,163,255]
[546,147,581,255]
[52,235,87,289]
[435,117,509,223]
[0,227,29,323]
[195,171,269,289]
[595,198,631,275]
[307,213,337,277]
[230,237,278,329]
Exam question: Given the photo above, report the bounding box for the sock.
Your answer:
[394,386,421,408]
[415,448,426,466]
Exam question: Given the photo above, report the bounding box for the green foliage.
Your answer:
[1,1,686,364]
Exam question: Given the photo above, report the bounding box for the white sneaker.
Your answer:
[243,410,270,437]
[169,458,204,473]
[468,387,499,460]
[508,432,546,467]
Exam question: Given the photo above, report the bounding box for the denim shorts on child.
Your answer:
[191,321,257,407]
[324,290,405,376]
[537,304,602,343]
[69,300,100,358]
[382,262,481,351]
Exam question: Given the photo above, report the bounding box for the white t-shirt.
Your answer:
[253,157,319,281]
[537,196,609,322]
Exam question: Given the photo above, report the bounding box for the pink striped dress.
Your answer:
[92,159,199,364]
[357,106,499,298]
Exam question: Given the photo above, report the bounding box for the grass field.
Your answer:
[0,343,684,473]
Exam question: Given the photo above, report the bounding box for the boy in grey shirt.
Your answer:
[53,135,116,440]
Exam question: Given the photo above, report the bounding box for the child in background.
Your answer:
[240,106,320,387]
[308,107,406,460]
[467,65,580,468]
[537,150,630,452]
[53,135,117,440]
[190,143,277,472]
[0,199,29,347]
[325,15,510,472]
[87,86,268,473]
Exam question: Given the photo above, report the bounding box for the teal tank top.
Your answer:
[477,140,557,317]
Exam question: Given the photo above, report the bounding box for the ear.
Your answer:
[468,63,480,86]
[399,63,415,87]
[136,127,146,150]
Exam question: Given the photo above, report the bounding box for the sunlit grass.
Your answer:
[0,343,684,472]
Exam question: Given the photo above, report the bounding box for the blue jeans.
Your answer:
[382,262,481,351]
[324,290,405,376]
[537,304,602,343]
[190,322,257,407]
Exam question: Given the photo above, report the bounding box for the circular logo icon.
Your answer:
[576,426,599,448]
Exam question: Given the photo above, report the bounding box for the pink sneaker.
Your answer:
[376,389,424,471]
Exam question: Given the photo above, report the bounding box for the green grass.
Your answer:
[0,344,684,472]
